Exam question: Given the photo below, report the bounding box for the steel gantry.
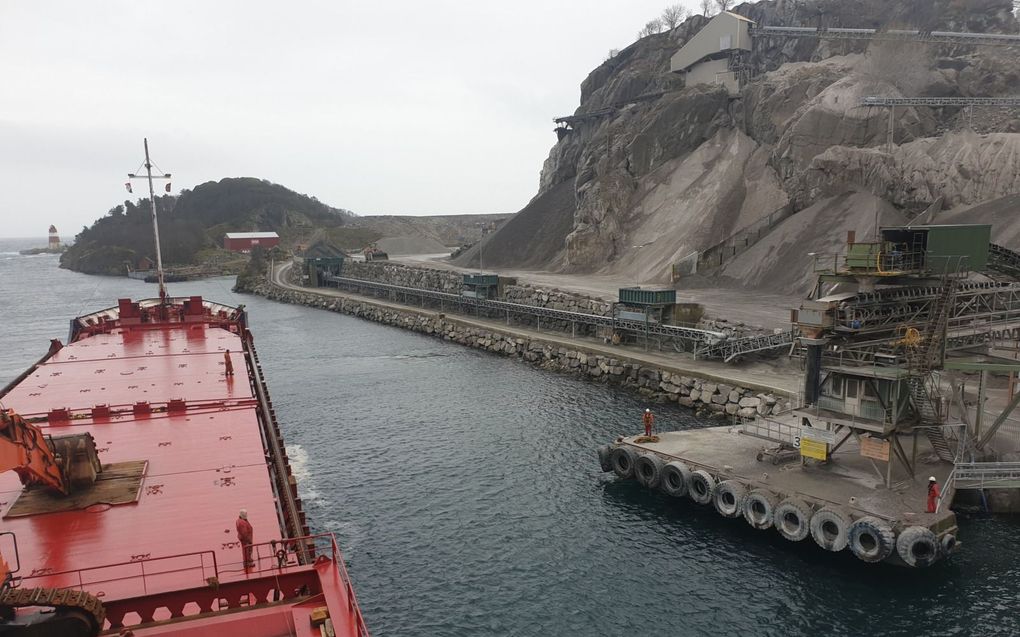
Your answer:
[858,96,1020,151]
[752,26,1020,47]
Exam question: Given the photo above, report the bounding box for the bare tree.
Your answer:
[715,0,733,11]
[637,18,665,39]
[700,0,714,17]
[661,4,689,30]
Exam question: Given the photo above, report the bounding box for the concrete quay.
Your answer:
[600,426,960,568]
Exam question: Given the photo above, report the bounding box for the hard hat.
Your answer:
[928,476,937,482]
[645,408,651,413]
[239,509,248,519]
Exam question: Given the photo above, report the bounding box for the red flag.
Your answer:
[125,182,132,193]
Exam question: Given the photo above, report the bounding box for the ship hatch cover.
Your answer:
[4,460,148,518]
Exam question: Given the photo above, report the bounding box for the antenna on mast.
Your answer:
[127,138,172,304]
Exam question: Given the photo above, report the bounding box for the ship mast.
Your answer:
[127,139,172,303]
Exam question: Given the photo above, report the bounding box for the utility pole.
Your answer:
[127,139,172,303]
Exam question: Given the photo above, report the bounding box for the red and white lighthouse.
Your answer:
[48,225,60,250]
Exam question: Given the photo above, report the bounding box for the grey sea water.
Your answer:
[0,239,1017,636]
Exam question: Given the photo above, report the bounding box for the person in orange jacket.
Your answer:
[926,477,941,513]
[236,509,254,568]
[642,408,655,437]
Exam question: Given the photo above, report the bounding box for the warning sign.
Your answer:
[800,438,828,461]
[860,436,890,461]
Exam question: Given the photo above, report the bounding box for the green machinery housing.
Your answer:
[616,287,703,325]
[462,274,502,299]
[818,224,991,283]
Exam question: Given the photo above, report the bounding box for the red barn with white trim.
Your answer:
[223,232,280,252]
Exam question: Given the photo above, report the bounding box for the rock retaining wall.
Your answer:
[338,260,614,316]
[240,277,791,418]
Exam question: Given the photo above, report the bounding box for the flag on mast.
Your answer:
[125,182,132,193]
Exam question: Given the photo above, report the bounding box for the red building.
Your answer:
[223,231,280,252]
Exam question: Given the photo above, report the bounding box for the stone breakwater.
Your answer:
[240,277,791,418]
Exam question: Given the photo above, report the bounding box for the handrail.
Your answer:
[18,533,370,636]
[17,549,219,594]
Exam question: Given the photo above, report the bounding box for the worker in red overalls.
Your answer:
[642,408,655,437]
[224,350,234,376]
[236,509,254,568]
[926,477,941,513]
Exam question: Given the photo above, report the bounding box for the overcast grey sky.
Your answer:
[1,1,699,238]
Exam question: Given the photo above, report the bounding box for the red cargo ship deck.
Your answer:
[0,296,369,636]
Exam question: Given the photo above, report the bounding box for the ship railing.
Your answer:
[18,533,369,635]
[16,549,220,596]
[238,534,369,636]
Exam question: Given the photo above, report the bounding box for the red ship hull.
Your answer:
[0,296,368,636]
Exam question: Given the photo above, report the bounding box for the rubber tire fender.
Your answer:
[634,453,665,488]
[713,480,747,518]
[742,489,779,530]
[610,446,638,479]
[848,516,896,563]
[809,507,852,552]
[686,469,716,505]
[774,498,812,542]
[596,445,613,473]
[896,526,940,568]
[941,533,958,555]
[659,462,690,498]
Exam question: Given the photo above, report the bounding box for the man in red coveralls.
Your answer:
[224,350,234,376]
[642,408,655,437]
[927,476,941,513]
[236,509,254,568]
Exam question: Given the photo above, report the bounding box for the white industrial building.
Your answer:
[670,11,754,97]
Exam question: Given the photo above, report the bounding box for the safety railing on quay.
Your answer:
[951,462,1020,490]
[738,414,801,446]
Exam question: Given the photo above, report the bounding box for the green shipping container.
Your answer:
[463,274,499,286]
[618,287,676,306]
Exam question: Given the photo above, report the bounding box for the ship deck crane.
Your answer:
[0,408,106,636]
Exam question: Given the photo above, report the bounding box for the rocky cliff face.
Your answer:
[459,0,1020,293]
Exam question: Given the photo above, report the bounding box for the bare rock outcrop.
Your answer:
[806,131,1020,208]
[454,0,1020,286]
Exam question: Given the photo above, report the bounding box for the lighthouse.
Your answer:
[48,225,60,250]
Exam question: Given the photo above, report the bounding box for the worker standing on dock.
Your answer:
[643,408,655,437]
[224,350,234,376]
[237,509,254,568]
[927,477,941,513]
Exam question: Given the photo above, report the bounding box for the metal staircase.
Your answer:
[907,278,958,462]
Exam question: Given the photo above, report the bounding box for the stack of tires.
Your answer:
[597,445,954,567]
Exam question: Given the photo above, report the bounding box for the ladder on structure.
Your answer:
[907,278,959,462]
